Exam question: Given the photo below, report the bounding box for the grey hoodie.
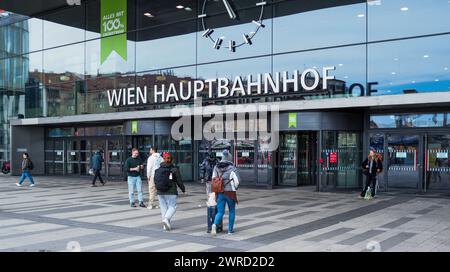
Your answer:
[212,160,239,192]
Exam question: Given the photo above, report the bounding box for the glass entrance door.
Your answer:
[66,140,79,175]
[107,139,123,177]
[279,133,298,185]
[387,134,421,189]
[426,134,450,191]
[279,132,318,186]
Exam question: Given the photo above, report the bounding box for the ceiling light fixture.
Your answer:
[400,7,409,11]
[176,5,184,9]
[144,12,154,17]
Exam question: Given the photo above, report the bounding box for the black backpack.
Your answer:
[28,160,34,170]
[154,166,174,192]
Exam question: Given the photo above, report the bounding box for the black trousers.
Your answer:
[92,169,104,185]
[361,175,377,197]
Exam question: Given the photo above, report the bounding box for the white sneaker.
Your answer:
[162,218,171,230]
[147,205,153,210]
[30,184,35,187]
[211,224,217,236]
[16,183,22,187]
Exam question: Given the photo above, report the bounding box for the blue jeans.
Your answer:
[127,176,143,204]
[158,195,177,221]
[214,193,236,233]
[19,171,34,185]
[207,206,223,232]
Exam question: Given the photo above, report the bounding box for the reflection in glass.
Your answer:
[426,135,450,191]
[274,45,366,100]
[387,134,419,189]
[43,5,85,49]
[368,35,450,96]
[321,131,361,189]
[136,22,196,72]
[368,0,450,41]
[370,114,444,129]
[274,1,365,53]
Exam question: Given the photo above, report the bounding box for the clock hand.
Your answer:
[222,0,237,20]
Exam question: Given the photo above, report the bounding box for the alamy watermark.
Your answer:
[67,0,81,6]
[170,98,279,151]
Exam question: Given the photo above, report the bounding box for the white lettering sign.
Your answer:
[107,67,336,107]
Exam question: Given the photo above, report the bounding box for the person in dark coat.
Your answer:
[360,150,383,199]
[90,150,105,187]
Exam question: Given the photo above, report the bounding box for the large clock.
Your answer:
[199,0,267,52]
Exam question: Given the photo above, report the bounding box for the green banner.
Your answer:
[131,121,138,134]
[101,0,127,64]
[288,113,297,128]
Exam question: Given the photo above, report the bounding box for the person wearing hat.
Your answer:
[154,152,185,231]
[211,149,240,236]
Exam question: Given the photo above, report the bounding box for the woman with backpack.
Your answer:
[16,153,35,187]
[154,152,185,231]
[360,150,383,199]
[211,150,240,236]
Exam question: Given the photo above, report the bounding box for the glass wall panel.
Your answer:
[43,43,84,86]
[43,5,85,49]
[368,0,450,41]
[368,35,450,96]
[136,21,196,71]
[370,114,445,129]
[46,81,85,117]
[86,74,135,114]
[137,0,197,30]
[273,45,366,100]
[274,0,366,53]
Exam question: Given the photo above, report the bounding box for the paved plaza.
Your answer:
[0,175,450,252]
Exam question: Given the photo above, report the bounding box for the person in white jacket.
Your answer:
[146,147,162,209]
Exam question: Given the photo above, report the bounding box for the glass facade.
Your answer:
[1,1,450,191]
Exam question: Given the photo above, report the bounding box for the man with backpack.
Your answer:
[90,149,105,187]
[16,153,35,187]
[154,152,185,231]
[211,149,240,236]
[147,147,162,209]
[360,150,383,199]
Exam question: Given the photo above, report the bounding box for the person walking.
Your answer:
[125,148,146,208]
[360,150,383,199]
[201,153,222,233]
[211,149,240,236]
[146,147,162,209]
[154,152,185,231]
[200,153,218,195]
[90,150,105,187]
[16,153,35,187]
